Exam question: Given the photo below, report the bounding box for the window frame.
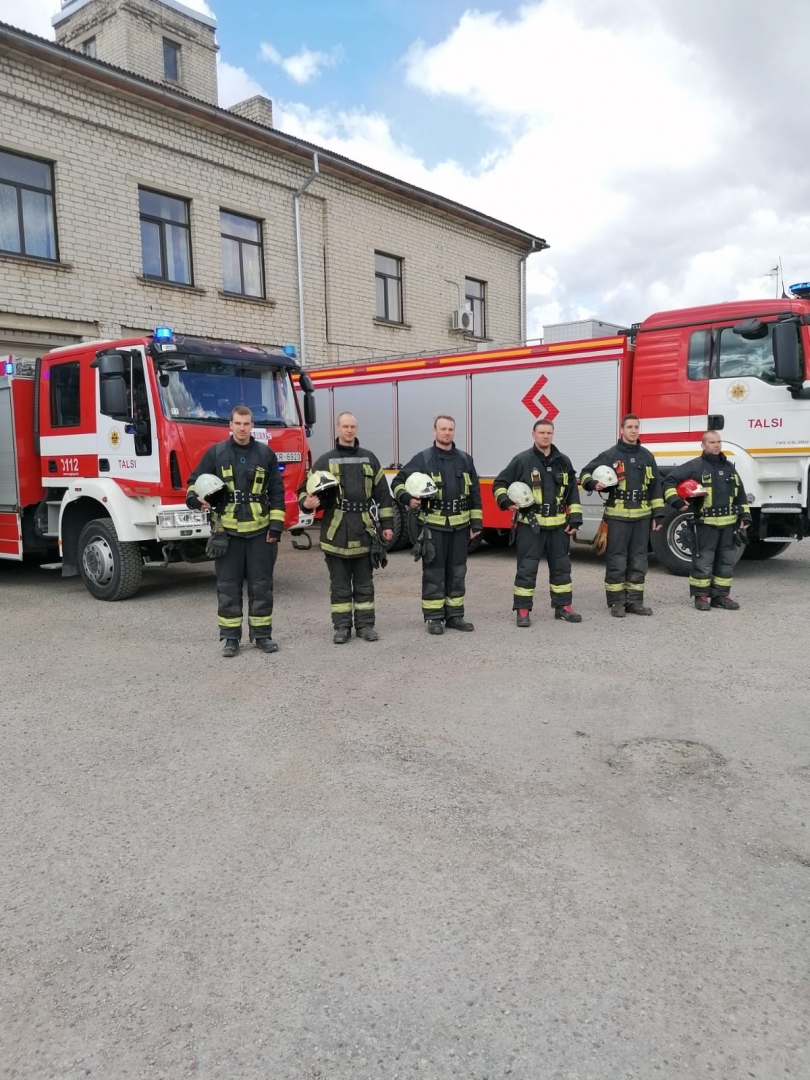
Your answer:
[0,148,59,262]
[219,209,265,299]
[374,251,403,324]
[163,38,181,83]
[49,360,81,429]
[464,276,487,338]
[82,37,97,58]
[138,187,193,285]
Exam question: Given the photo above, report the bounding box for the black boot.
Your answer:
[446,617,474,632]
[610,605,625,618]
[255,637,279,653]
[711,595,740,610]
[694,595,711,611]
[516,609,531,628]
[427,620,444,635]
[221,638,239,658]
[554,605,582,623]
[333,626,351,644]
[625,604,653,616]
[356,626,379,641]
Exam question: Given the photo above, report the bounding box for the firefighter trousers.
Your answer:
[325,553,375,629]
[421,527,469,621]
[690,524,736,598]
[604,516,651,608]
[215,532,277,640]
[513,525,572,610]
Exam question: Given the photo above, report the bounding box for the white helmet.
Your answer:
[194,473,226,501]
[507,481,534,508]
[592,465,619,487]
[405,472,438,499]
[306,469,340,496]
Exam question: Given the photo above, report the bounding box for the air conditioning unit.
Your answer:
[451,307,473,332]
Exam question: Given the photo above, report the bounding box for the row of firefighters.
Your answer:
[186,408,752,656]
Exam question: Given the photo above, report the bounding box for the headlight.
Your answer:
[158,509,209,529]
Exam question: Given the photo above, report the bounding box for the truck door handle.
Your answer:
[708,414,724,430]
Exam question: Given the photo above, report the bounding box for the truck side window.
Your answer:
[687,330,711,380]
[49,361,81,427]
[131,354,152,456]
[716,325,779,383]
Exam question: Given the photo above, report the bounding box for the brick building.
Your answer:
[0,0,546,367]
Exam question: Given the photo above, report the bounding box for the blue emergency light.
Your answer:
[789,282,810,299]
[282,344,297,358]
[3,359,13,375]
[154,326,175,343]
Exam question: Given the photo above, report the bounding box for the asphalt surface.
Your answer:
[2,538,809,1080]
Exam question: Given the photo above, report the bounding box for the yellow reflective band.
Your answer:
[470,510,483,521]
[320,542,371,556]
[689,577,711,588]
[625,582,644,591]
[445,596,464,607]
[663,487,678,500]
[354,601,375,610]
[218,616,242,627]
[514,586,535,597]
[422,598,446,610]
[604,506,652,520]
[392,483,406,495]
[549,582,571,594]
[493,487,508,499]
[703,516,736,526]
[580,472,592,484]
[331,603,353,613]
[713,576,733,587]
[650,498,665,509]
[605,582,625,592]
[268,510,286,522]
[568,503,582,514]
[378,507,394,520]
[249,615,273,626]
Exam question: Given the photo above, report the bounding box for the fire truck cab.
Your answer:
[0,329,317,599]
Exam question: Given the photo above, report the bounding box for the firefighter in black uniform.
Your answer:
[187,405,286,657]
[300,412,394,643]
[392,414,482,634]
[580,413,666,617]
[493,418,583,625]
[663,429,751,610]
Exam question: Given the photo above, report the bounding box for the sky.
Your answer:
[5,0,810,340]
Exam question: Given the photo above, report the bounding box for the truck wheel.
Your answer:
[78,518,142,600]
[651,509,744,576]
[743,540,790,561]
[388,502,412,551]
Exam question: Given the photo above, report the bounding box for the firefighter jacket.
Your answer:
[187,436,286,537]
[392,444,482,531]
[299,439,394,557]
[580,439,665,521]
[493,444,583,529]
[663,451,752,528]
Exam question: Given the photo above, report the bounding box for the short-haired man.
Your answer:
[580,413,666,617]
[392,415,482,634]
[300,412,394,643]
[187,406,286,656]
[493,419,583,625]
[663,429,751,610]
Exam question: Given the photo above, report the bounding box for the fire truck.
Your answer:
[303,293,810,574]
[0,329,317,599]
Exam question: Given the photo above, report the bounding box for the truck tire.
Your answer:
[78,518,142,600]
[651,508,744,576]
[388,502,412,551]
[742,540,790,561]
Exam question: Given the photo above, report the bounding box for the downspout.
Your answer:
[520,237,548,344]
[294,152,319,368]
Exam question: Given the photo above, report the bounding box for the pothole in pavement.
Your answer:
[607,737,728,783]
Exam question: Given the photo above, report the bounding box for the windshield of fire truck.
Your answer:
[155,356,300,427]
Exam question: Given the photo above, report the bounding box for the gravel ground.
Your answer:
[1,538,809,1080]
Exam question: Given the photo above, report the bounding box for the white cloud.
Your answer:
[259,41,342,85]
[276,0,810,337]
[217,57,270,108]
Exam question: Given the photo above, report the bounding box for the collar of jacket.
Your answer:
[434,442,458,454]
[334,437,360,452]
[701,451,726,465]
[531,443,559,463]
[617,438,642,452]
[229,436,256,451]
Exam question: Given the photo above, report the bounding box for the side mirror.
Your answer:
[773,322,803,384]
[303,392,316,427]
[732,318,768,340]
[298,372,314,394]
[92,351,128,416]
[92,350,125,377]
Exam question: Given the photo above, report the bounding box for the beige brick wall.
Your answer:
[54,0,218,105]
[0,46,528,366]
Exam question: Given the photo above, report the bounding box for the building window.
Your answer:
[0,149,58,261]
[375,252,402,323]
[220,210,264,298]
[465,277,486,337]
[163,39,180,82]
[82,37,97,58]
[49,361,81,428]
[138,188,192,285]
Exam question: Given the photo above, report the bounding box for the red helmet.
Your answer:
[677,479,709,500]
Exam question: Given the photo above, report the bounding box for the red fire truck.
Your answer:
[303,294,810,574]
[0,329,317,599]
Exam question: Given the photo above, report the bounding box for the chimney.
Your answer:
[228,95,274,128]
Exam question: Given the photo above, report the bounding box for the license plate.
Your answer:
[276,451,302,462]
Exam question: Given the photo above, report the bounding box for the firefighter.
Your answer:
[663,429,751,610]
[300,412,394,643]
[493,418,583,625]
[391,415,482,634]
[580,413,666,617]
[187,405,286,657]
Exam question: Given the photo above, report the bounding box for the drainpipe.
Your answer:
[294,152,320,368]
[520,238,547,344]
